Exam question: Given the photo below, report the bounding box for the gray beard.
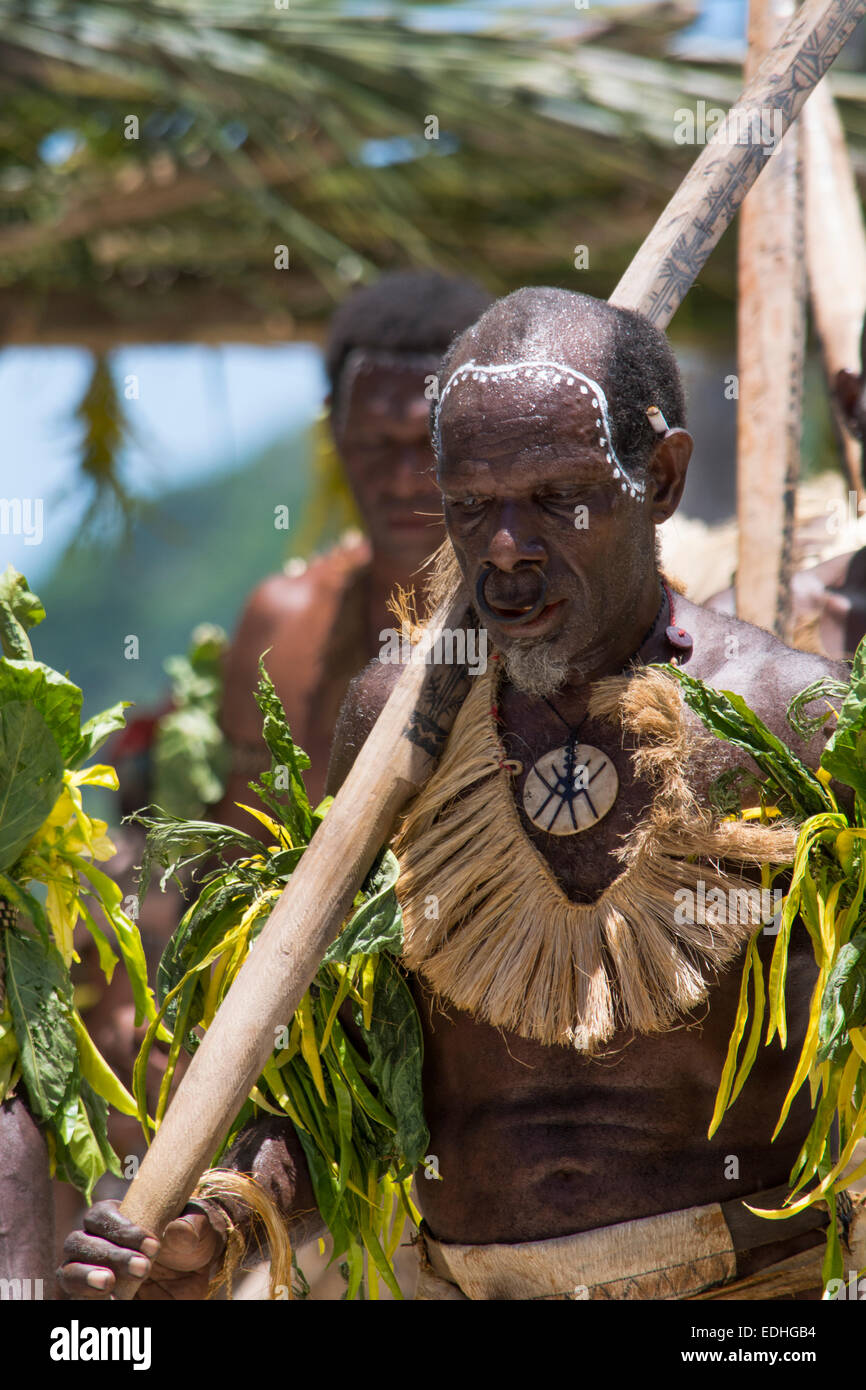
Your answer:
[502,641,571,699]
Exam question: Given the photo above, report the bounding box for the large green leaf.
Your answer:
[324,850,403,964]
[818,929,866,1062]
[69,700,130,770]
[3,927,79,1125]
[0,567,45,661]
[0,701,64,873]
[292,1124,353,1260]
[820,638,866,803]
[356,956,428,1174]
[0,659,83,763]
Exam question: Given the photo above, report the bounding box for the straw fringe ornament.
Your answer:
[394,660,800,1053]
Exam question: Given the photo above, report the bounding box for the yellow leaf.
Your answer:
[234,803,292,848]
[202,946,234,1027]
[46,875,80,967]
[250,1084,286,1118]
[849,1028,866,1066]
[71,1010,137,1116]
[68,765,119,791]
[297,993,328,1104]
[708,935,754,1138]
[361,955,376,1032]
[772,966,827,1140]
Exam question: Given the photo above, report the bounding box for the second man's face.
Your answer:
[334,364,444,569]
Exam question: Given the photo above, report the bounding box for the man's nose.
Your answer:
[485,503,546,571]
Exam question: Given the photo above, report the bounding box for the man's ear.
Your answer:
[647,427,692,523]
[834,368,863,435]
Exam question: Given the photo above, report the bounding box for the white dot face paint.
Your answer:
[435,358,648,500]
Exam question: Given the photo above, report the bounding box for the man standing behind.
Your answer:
[216,270,491,816]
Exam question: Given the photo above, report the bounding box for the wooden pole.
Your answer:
[735,0,805,641]
[114,0,866,1297]
[115,593,472,1277]
[610,0,865,327]
[803,77,866,496]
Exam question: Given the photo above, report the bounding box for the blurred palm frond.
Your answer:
[0,0,726,349]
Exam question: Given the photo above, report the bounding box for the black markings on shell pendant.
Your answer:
[522,738,619,836]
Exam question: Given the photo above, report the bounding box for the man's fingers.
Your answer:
[57,1262,117,1300]
[57,1234,153,1299]
[58,1198,228,1299]
[82,1199,159,1256]
[157,1212,221,1272]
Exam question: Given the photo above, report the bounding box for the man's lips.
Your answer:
[484,597,566,633]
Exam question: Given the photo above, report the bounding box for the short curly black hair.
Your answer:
[325,270,492,398]
[436,287,686,478]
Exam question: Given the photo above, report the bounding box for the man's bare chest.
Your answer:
[499,693,746,904]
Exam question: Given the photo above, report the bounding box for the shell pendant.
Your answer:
[522,739,619,836]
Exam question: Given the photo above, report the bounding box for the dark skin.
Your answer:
[216,362,443,823]
[0,1099,56,1289]
[58,359,849,1297]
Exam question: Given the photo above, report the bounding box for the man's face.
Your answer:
[437,373,662,689]
[332,360,443,567]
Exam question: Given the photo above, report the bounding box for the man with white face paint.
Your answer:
[59,288,861,1302]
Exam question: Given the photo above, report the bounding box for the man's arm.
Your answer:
[325,659,401,795]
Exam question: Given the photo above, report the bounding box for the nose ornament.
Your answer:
[475,563,549,626]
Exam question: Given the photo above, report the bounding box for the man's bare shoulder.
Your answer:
[683,596,851,768]
[238,537,372,632]
[325,659,402,794]
[221,537,371,738]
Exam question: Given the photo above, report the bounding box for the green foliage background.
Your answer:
[35,430,314,718]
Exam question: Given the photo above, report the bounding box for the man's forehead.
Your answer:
[342,348,436,396]
[437,366,610,453]
[441,380,602,434]
[435,356,647,500]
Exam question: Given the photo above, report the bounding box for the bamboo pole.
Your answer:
[114,0,866,1298]
[803,78,866,496]
[734,0,805,641]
